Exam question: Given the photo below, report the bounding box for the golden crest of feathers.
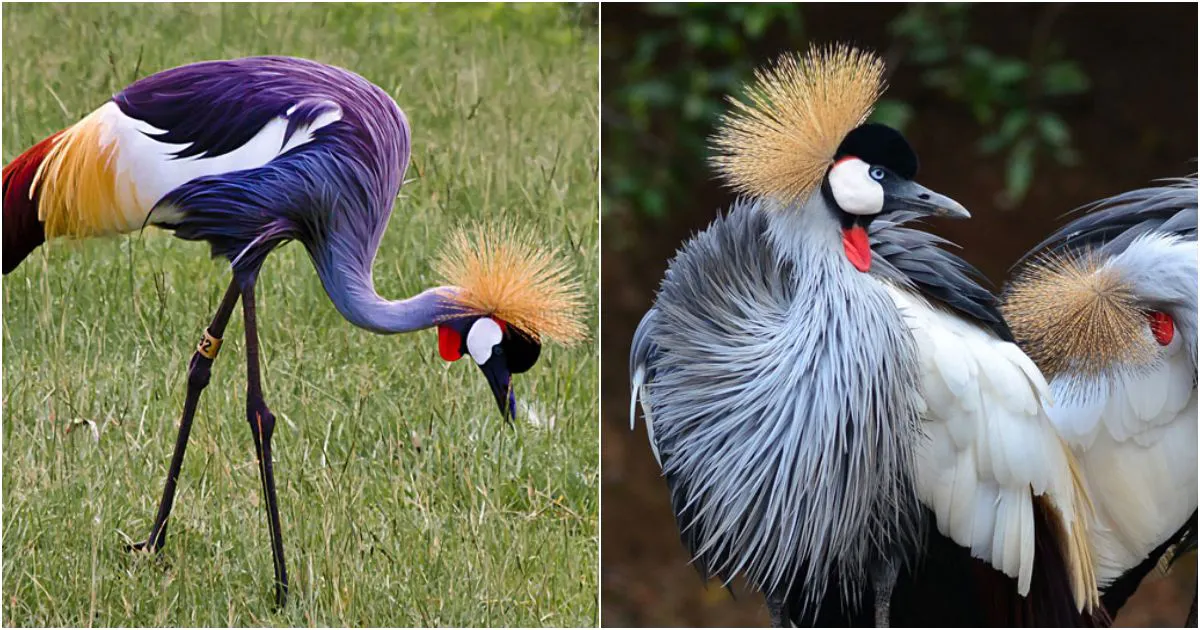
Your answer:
[1004,253,1155,378]
[710,44,886,205]
[436,224,587,344]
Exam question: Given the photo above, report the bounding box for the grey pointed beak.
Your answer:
[884,180,971,219]
[478,357,516,423]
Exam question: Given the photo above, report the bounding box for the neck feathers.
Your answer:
[647,200,924,612]
[312,238,454,334]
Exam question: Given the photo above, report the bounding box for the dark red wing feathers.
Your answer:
[3,131,61,274]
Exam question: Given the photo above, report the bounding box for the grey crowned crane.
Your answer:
[1005,176,1198,623]
[629,45,1102,626]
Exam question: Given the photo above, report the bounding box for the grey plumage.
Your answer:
[870,211,1012,341]
[1022,176,1198,261]
[631,41,1110,626]
[630,195,926,616]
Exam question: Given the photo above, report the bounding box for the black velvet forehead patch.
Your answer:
[834,123,919,179]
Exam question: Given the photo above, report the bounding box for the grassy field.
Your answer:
[2,3,598,627]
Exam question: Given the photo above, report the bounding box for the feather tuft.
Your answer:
[1004,252,1155,378]
[436,223,587,344]
[709,44,886,205]
[32,107,136,239]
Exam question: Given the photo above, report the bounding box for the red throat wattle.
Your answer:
[842,226,871,273]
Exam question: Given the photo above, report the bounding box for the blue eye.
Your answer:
[869,166,886,181]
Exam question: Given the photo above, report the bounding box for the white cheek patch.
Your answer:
[466,317,503,365]
[828,157,884,216]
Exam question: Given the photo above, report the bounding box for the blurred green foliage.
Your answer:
[603,3,1091,221]
[890,4,1088,206]
[603,4,804,219]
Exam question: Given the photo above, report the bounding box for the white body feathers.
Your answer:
[885,285,1084,597]
[1053,368,1196,584]
[34,100,342,236]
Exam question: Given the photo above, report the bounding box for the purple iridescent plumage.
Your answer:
[0,57,541,605]
[117,56,455,333]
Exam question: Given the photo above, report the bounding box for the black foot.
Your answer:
[126,531,165,554]
[126,515,170,553]
[127,539,154,553]
[124,534,172,571]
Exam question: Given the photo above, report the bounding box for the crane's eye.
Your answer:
[869,166,886,181]
[1148,311,1174,346]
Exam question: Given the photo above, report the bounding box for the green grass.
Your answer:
[2,3,598,626]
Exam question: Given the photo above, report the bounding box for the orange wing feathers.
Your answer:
[32,109,136,239]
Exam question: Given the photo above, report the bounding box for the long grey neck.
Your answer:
[758,196,926,606]
[312,249,458,335]
[763,195,845,268]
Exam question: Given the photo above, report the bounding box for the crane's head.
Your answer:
[823,123,970,272]
[1006,244,1195,380]
[710,44,970,272]
[1005,179,1198,386]
[433,224,586,422]
[435,314,540,419]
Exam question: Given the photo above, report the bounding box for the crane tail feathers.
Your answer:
[3,103,151,275]
[2,130,63,273]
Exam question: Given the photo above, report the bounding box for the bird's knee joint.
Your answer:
[247,402,276,438]
[186,356,213,390]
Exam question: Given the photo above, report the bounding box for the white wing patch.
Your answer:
[1049,349,1197,583]
[95,100,342,230]
[885,284,1083,596]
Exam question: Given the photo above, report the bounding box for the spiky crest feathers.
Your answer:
[435,224,586,345]
[710,44,886,205]
[1004,252,1155,378]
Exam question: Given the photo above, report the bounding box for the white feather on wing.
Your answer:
[885,283,1092,602]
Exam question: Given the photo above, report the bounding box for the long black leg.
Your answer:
[766,590,790,628]
[240,279,289,608]
[872,561,898,628]
[131,280,241,553]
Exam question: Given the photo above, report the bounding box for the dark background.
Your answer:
[601,3,1197,626]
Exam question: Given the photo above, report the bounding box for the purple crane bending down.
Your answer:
[2,56,585,606]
